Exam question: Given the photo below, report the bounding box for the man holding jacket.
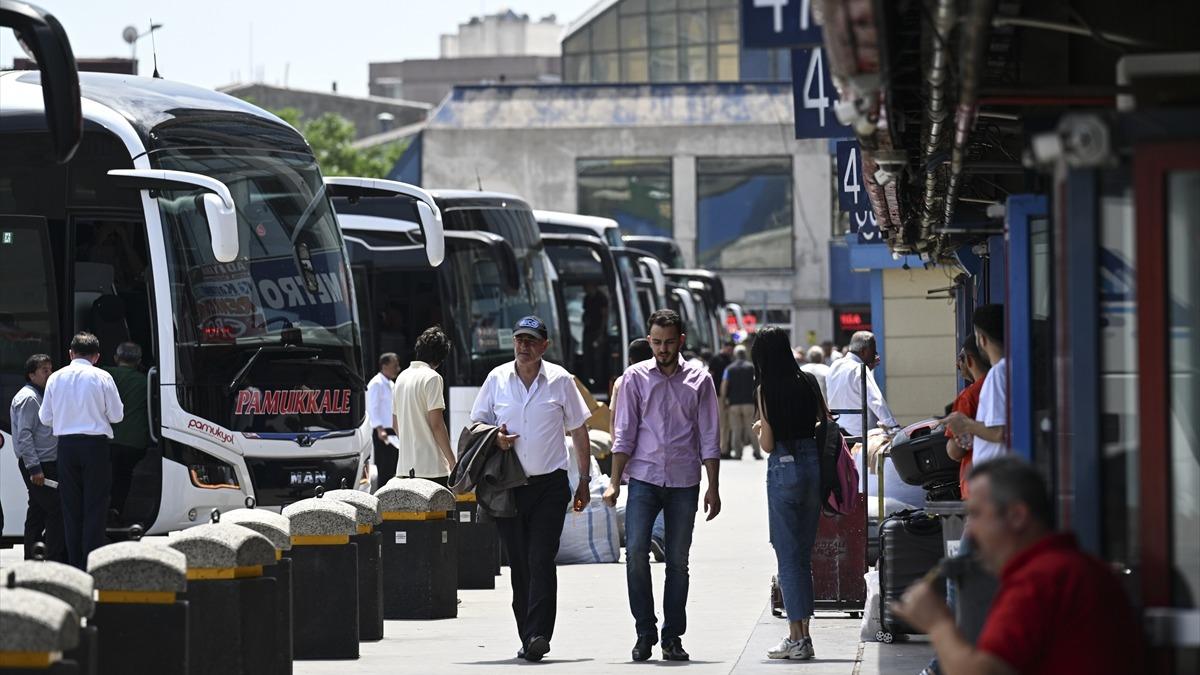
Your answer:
[468,316,592,663]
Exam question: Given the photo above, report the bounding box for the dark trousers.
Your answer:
[57,434,111,569]
[18,458,67,562]
[494,470,569,647]
[109,443,145,517]
[624,478,700,642]
[373,431,398,485]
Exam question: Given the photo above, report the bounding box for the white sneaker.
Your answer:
[767,637,815,660]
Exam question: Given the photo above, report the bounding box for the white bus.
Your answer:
[0,70,443,537]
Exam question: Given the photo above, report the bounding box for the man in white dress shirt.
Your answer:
[826,331,901,439]
[39,332,124,568]
[470,316,592,662]
[367,352,401,485]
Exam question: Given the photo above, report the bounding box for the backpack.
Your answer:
[804,372,861,515]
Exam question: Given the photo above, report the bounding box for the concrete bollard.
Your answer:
[167,513,279,675]
[5,560,96,675]
[281,496,359,659]
[0,584,80,674]
[87,542,187,675]
[376,478,458,619]
[453,492,499,590]
[224,504,293,675]
[325,489,384,641]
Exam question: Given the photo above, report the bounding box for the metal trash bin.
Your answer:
[224,504,294,675]
[0,583,80,674]
[925,501,998,644]
[168,513,279,675]
[325,489,384,641]
[282,497,359,659]
[6,558,96,675]
[453,492,498,590]
[376,478,458,619]
[87,541,188,675]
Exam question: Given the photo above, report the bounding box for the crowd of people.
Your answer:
[13,304,1143,673]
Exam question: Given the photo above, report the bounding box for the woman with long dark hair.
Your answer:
[751,325,825,660]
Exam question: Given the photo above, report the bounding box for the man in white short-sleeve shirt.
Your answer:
[391,327,455,485]
[367,352,400,484]
[469,315,592,662]
[945,305,1008,465]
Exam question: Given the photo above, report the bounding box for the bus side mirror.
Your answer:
[108,169,240,263]
[2,1,83,163]
[415,199,445,267]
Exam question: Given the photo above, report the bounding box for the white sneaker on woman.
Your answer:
[767,637,815,660]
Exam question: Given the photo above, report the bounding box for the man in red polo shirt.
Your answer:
[944,336,990,499]
[892,457,1143,675]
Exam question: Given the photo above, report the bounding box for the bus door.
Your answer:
[541,233,627,398]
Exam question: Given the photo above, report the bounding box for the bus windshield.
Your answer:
[152,147,363,432]
[153,148,356,349]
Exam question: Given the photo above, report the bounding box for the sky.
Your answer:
[2,0,598,97]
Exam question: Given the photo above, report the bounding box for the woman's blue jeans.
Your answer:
[766,438,822,622]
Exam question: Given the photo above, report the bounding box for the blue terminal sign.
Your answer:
[791,47,851,139]
[836,140,881,244]
[741,0,822,49]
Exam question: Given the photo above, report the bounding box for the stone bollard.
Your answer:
[281,496,359,659]
[5,559,96,675]
[453,492,499,590]
[325,489,384,641]
[224,503,293,675]
[376,478,458,619]
[87,542,187,675]
[167,512,279,675]
[0,582,80,674]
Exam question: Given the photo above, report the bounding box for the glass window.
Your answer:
[1167,170,1200,608]
[1098,183,1139,576]
[593,51,620,83]
[564,54,590,83]
[739,47,771,80]
[621,0,648,13]
[593,9,619,52]
[680,0,708,8]
[650,0,678,11]
[622,49,650,82]
[621,14,648,49]
[696,157,794,269]
[564,28,590,54]
[681,10,707,44]
[650,47,679,81]
[577,158,673,238]
[0,217,58,432]
[713,42,739,80]
[682,45,709,81]
[649,12,678,47]
[710,7,738,42]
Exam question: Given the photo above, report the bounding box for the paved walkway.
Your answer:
[0,456,935,673]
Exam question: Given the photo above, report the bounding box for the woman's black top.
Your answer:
[760,371,821,442]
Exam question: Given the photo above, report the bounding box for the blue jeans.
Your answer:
[766,438,822,621]
[624,478,700,641]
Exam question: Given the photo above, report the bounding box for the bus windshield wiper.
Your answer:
[225,344,320,395]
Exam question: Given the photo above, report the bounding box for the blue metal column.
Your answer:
[1061,172,1101,553]
[1005,195,1048,462]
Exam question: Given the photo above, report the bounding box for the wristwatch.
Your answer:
[579,474,591,483]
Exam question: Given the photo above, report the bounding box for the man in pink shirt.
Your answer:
[604,309,722,662]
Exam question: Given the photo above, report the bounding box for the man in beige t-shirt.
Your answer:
[391,326,456,485]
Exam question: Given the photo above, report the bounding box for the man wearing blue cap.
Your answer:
[470,316,592,662]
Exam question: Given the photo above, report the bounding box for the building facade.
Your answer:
[440,10,561,58]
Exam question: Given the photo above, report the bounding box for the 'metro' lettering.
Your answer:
[235,388,352,416]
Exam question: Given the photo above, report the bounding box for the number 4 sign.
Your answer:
[835,140,881,244]
[791,47,850,138]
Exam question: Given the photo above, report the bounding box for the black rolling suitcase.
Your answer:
[876,510,943,642]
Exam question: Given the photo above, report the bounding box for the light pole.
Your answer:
[122,22,163,76]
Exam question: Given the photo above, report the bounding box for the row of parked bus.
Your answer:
[0,2,740,541]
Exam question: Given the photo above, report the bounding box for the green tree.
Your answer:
[271,107,407,178]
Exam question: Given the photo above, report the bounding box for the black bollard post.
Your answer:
[376,478,459,619]
[6,558,97,675]
[225,498,294,675]
[325,489,385,641]
[282,497,360,659]
[453,492,498,590]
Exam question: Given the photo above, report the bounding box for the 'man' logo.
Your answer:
[187,418,234,444]
[234,389,352,416]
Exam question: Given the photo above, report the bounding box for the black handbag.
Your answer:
[803,372,845,511]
